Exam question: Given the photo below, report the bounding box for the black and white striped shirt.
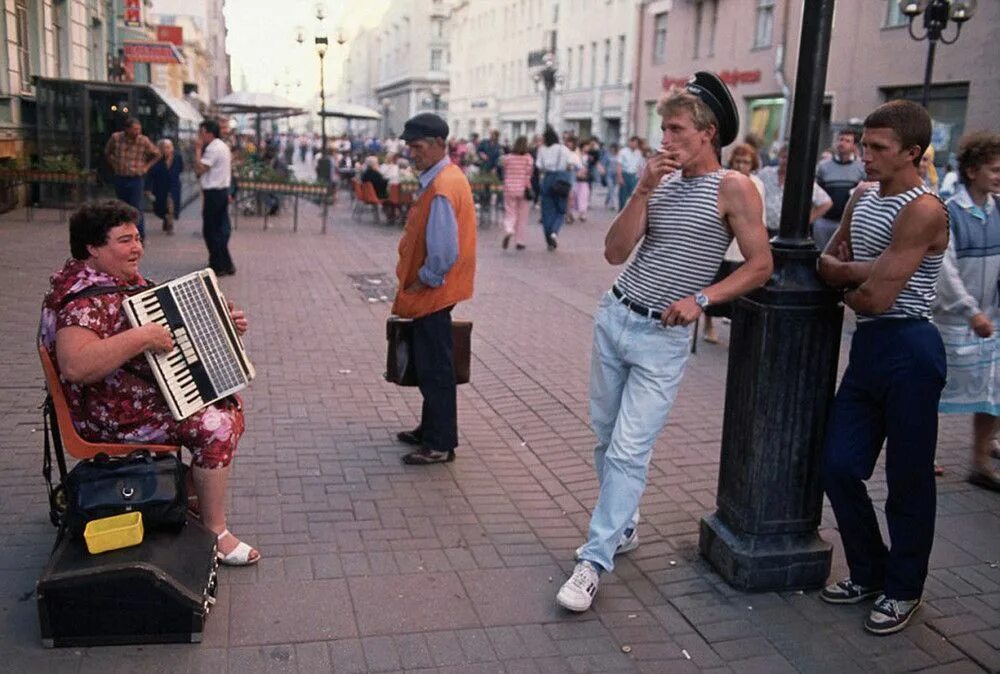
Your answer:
[615,169,731,309]
[850,185,944,321]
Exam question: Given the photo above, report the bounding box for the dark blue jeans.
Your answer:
[412,307,457,453]
[821,319,946,600]
[114,175,145,238]
[618,172,638,211]
[541,171,571,238]
[202,188,234,273]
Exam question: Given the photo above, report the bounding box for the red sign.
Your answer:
[123,0,142,27]
[662,69,762,90]
[123,41,183,64]
[156,25,183,46]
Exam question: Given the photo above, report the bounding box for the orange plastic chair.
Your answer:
[39,344,180,460]
[358,181,386,223]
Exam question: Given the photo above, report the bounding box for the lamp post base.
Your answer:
[699,513,831,592]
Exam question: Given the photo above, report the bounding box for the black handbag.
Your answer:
[523,186,535,200]
[385,317,472,387]
[63,450,187,537]
[550,178,572,199]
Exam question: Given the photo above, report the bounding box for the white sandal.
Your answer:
[216,529,260,566]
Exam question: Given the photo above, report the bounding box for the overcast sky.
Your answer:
[223,0,390,105]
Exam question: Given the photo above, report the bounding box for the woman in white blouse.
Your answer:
[535,126,581,251]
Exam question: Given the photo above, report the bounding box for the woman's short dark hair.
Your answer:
[69,199,140,260]
[512,136,529,154]
[200,119,221,138]
[956,131,1000,185]
[543,126,559,147]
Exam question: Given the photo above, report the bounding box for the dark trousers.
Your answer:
[202,188,234,274]
[821,319,946,600]
[413,307,457,453]
[114,175,145,238]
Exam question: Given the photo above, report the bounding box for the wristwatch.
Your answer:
[694,292,710,310]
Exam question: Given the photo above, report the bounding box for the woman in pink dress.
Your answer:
[500,136,535,250]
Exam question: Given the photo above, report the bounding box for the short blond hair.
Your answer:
[655,89,720,153]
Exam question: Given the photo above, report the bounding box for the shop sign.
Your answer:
[156,26,184,46]
[123,41,183,64]
[123,0,142,27]
[470,100,489,109]
[662,69,762,90]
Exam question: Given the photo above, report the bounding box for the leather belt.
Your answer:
[611,285,662,321]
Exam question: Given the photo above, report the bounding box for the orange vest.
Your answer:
[392,163,477,318]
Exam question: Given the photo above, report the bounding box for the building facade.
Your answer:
[634,0,1000,166]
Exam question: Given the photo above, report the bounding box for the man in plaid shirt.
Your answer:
[104,117,160,239]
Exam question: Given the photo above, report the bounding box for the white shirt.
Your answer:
[199,138,231,190]
[618,147,644,174]
[535,143,578,172]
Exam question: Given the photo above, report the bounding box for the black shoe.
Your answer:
[820,578,883,605]
[396,428,422,446]
[401,447,455,465]
[864,595,921,635]
[502,234,511,250]
[546,234,558,251]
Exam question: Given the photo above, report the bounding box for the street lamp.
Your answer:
[430,85,442,113]
[532,53,563,128]
[298,3,331,181]
[898,0,977,107]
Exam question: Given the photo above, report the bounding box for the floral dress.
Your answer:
[39,259,244,468]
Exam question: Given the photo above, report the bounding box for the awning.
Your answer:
[151,85,203,127]
[319,102,382,120]
[123,41,183,64]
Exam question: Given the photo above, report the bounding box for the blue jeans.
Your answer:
[618,172,638,211]
[114,175,145,238]
[822,319,945,600]
[577,291,692,573]
[540,171,571,238]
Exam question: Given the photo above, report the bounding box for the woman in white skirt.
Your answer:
[933,131,1000,491]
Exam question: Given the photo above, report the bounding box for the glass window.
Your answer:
[577,45,584,87]
[884,1,908,27]
[616,35,626,84]
[15,0,30,92]
[754,0,775,48]
[431,49,443,71]
[590,41,597,87]
[646,102,664,149]
[566,47,573,87]
[707,0,718,56]
[747,97,785,150]
[603,39,610,85]
[653,12,668,64]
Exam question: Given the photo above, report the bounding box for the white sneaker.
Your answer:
[556,561,600,612]
[574,527,639,561]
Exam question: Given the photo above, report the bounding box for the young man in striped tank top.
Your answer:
[817,100,949,635]
[556,73,773,613]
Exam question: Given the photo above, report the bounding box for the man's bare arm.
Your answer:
[845,195,948,315]
[703,172,772,303]
[817,185,874,288]
[604,151,680,265]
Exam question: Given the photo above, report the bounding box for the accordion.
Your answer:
[123,269,255,420]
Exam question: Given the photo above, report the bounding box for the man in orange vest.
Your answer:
[392,113,477,465]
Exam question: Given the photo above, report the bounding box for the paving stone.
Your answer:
[229,580,357,645]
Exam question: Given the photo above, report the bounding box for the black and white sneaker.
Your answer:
[864,595,921,635]
[820,578,882,605]
[574,528,639,561]
[556,561,600,612]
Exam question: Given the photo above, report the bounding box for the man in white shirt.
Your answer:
[616,136,645,210]
[194,119,236,276]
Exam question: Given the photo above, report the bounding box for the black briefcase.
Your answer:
[385,317,472,386]
[37,516,218,647]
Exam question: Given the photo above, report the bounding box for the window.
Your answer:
[603,39,610,85]
[884,1,908,27]
[14,0,30,92]
[617,35,626,84]
[590,41,597,87]
[754,0,775,48]
[432,18,444,38]
[653,12,668,64]
[430,48,443,71]
[693,1,706,58]
[566,48,573,87]
[707,0,719,56]
[577,45,584,87]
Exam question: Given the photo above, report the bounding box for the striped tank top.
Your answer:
[850,185,944,321]
[615,169,731,309]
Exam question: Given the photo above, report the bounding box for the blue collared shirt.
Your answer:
[416,156,459,287]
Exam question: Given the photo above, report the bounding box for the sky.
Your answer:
[223,0,391,108]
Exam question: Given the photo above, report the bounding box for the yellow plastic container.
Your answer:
[84,512,144,554]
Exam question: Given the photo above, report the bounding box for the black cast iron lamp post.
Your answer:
[532,53,562,128]
[898,0,977,107]
[298,3,330,181]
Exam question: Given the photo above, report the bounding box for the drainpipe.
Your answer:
[775,0,793,143]
[630,0,648,138]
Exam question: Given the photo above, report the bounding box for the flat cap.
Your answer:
[399,113,449,141]
[685,71,739,147]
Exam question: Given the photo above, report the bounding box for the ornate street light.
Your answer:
[298,3,331,181]
[532,53,563,129]
[898,0,977,107]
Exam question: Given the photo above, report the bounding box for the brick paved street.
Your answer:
[0,192,997,673]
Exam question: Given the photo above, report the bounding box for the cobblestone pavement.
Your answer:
[0,191,997,673]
